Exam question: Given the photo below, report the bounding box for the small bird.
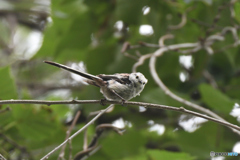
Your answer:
[44,61,148,104]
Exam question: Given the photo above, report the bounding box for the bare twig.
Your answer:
[0,154,7,160]
[40,104,114,160]
[0,133,32,159]
[203,70,218,88]
[74,124,124,160]
[0,107,11,114]
[138,41,160,48]
[132,53,152,72]
[58,111,81,160]
[132,35,200,72]
[159,34,174,47]
[168,13,187,30]
[148,41,240,135]
[221,26,240,46]
[230,0,237,18]
[122,52,139,61]
[68,140,73,160]
[83,110,101,151]
[83,127,88,151]
[1,99,240,132]
[82,107,114,151]
[0,99,100,105]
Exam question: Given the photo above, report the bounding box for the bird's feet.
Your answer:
[100,98,107,106]
[121,99,127,107]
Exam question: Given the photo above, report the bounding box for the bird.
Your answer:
[44,61,148,104]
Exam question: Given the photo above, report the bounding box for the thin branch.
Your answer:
[203,70,218,88]
[149,42,240,135]
[168,13,187,30]
[0,154,7,160]
[132,53,152,72]
[159,34,174,47]
[40,104,114,160]
[68,140,73,160]
[0,99,100,105]
[82,109,109,151]
[221,26,240,46]
[83,126,88,151]
[0,132,33,159]
[138,41,160,48]
[1,99,240,132]
[132,34,199,72]
[0,107,11,114]
[230,0,237,18]
[83,110,101,151]
[75,124,123,160]
[58,111,81,160]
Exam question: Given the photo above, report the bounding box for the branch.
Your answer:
[40,104,114,160]
[202,70,218,88]
[1,99,240,132]
[58,111,81,160]
[132,53,152,72]
[158,34,174,47]
[0,107,11,114]
[168,13,187,30]
[74,124,123,160]
[0,154,7,160]
[148,41,240,135]
[0,99,100,105]
[0,132,32,159]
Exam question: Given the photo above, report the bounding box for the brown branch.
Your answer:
[0,99,100,106]
[74,124,123,160]
[0,154,7,160]
[40,104,114,160]
[0,107,11,114]
[0,132,32,159]
[132,53,152,72]
[1,99,240,132]
[158,34,174,47]
[58,111,81,160]
[168,13,187,30]
[148,40,240,135]
[203,70,218,88]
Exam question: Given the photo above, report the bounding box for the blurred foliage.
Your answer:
[0,0,240,159]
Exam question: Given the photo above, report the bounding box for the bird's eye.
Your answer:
[136,76,139,79]
[143,82,145,85]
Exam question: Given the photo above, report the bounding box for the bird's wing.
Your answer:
[98,73,131,84]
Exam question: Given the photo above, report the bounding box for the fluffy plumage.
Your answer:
[44,61,147,101]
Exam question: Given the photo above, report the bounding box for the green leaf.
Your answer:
[147,150,195,160]
[12,105,59,141]
[115,0,145,25]
[199,84,235,112]
[142,88,187,107]
[234,2,240,22]
[101,129,146,159]
[0,67,17,99]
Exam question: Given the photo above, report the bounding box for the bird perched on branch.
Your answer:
[44,61,147,104]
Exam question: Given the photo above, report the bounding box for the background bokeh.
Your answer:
[1,0,240,159]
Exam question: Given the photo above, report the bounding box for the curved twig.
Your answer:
[149,42,240,135]
[168,13,187,30]
[158,34,174,47]
[132,53,152,72]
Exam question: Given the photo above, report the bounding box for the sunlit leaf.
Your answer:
[199,84,235,112]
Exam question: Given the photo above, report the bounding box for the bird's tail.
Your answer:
[44,61,101,81]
